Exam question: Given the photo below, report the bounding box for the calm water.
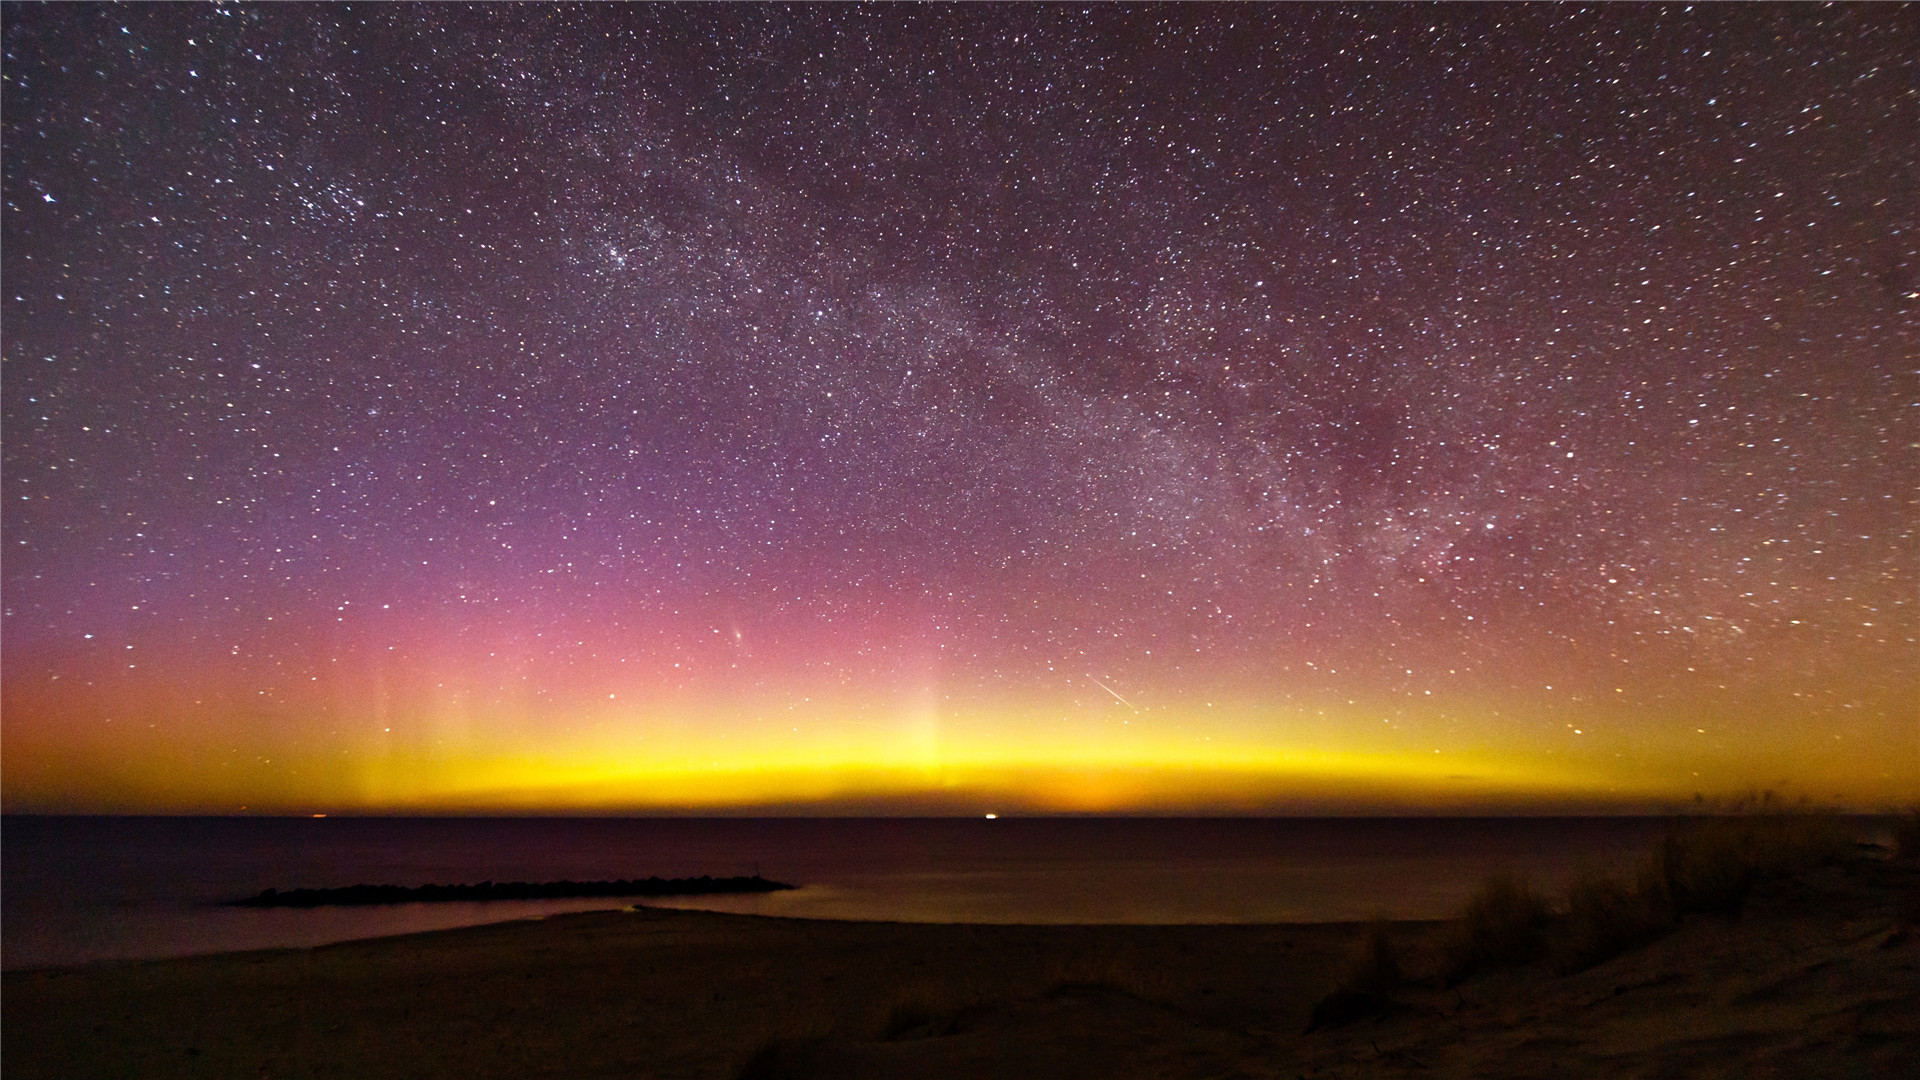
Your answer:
[1,816,1667,971]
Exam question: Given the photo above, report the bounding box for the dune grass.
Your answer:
[1555,863,1672,974]
[1345,917,1404,997]
[1890,808,1920,861]
[1303,917,1405,1031]
[1509,808,1855,978]
[1659,807,1853,914]
[1310,805,1871,1024]
[1439,872,1553,985]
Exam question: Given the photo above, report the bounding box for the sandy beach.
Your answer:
[5,849,1915,1079]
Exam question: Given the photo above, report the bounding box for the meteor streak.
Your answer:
[1088,676,1139,712]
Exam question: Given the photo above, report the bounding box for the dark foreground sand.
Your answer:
[7,857,1916,1080]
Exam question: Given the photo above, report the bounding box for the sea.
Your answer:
[1,815,1672,971]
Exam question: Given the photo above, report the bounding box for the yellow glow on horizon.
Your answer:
[6,652,1914,814]
[8,686,1884,815]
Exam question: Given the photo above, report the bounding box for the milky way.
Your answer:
[3,5,1914,813]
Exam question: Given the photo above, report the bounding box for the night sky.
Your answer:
[4,4,1914,814]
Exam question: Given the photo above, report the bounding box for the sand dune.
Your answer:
[6,856,1914,1079]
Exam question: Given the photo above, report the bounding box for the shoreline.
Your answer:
[7,856,1914,1079]
[1,814,1688,962]
[0,901,1448,977]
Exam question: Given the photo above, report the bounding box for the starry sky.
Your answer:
[3,4,1915,815]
